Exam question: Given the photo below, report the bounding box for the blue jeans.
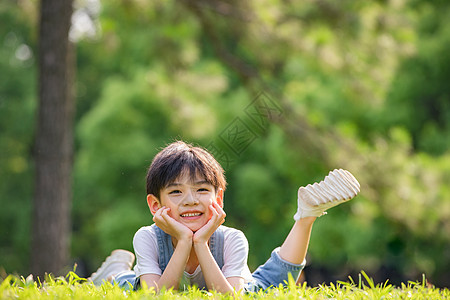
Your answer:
[113,247,305,292]
[112,270,138,290]
[246,247,305,291]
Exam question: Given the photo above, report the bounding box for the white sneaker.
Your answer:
[88,249,135,286]
[294,169,360,220]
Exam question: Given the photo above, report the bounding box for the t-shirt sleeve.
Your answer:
[221,228,252,280]
[132,226,162,277]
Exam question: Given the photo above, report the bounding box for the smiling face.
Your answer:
[148,171,223,232]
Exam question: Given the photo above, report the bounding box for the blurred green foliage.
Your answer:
[1,0,450,287]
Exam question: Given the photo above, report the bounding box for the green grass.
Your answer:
[1,271,449,299]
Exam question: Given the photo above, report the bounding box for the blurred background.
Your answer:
[1,0,450,287]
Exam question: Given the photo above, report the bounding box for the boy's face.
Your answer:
[148,171,223,232]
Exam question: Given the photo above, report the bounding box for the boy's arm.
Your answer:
[141,207,192,291]
[193,202,243,292]
[194,244,244,292]
[141,238,192,291]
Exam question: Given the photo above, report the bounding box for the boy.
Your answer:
[89,141,360,292]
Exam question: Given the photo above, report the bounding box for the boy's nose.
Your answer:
[182,191,199,205]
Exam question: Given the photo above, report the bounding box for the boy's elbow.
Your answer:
[139,274,162,292]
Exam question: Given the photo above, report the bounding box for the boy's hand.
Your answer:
[193,202,226,245]
[153,207,193,242]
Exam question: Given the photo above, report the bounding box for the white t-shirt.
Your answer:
[133,225,253,289]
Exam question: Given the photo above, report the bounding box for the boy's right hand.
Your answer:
[153,207,193,242]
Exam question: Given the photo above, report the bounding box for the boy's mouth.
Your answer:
[180,212,202,218]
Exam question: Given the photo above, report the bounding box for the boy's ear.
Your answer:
[216,188,224,208]
[147,194,161,216]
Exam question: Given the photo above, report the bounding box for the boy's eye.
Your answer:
[169,190,182,195]
[197,188,209,192]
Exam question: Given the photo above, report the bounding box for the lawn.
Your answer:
[1,271,449,299]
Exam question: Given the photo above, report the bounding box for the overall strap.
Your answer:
[210,226,225,269]
[153,224,174,273]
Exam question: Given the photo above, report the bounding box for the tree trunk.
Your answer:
[31,0,75,277]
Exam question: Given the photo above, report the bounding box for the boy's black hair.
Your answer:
[146,141,227,200]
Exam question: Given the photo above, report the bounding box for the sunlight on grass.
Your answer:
[1,270,449,299]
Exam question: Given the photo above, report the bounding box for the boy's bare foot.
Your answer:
[294,169,360,220]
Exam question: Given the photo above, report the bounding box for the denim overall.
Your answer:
[114,224,305,292]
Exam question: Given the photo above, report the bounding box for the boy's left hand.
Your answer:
[192,201,226,245]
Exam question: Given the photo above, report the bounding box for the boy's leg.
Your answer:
[278,217,315,265]
[250,219,314,290]
[250,247,306,291]
[281,168,360,263]
[283,169,360,280]
[249,169,360,290]
[112,270,139,290]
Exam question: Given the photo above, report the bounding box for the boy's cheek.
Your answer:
[167,209,175,219]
